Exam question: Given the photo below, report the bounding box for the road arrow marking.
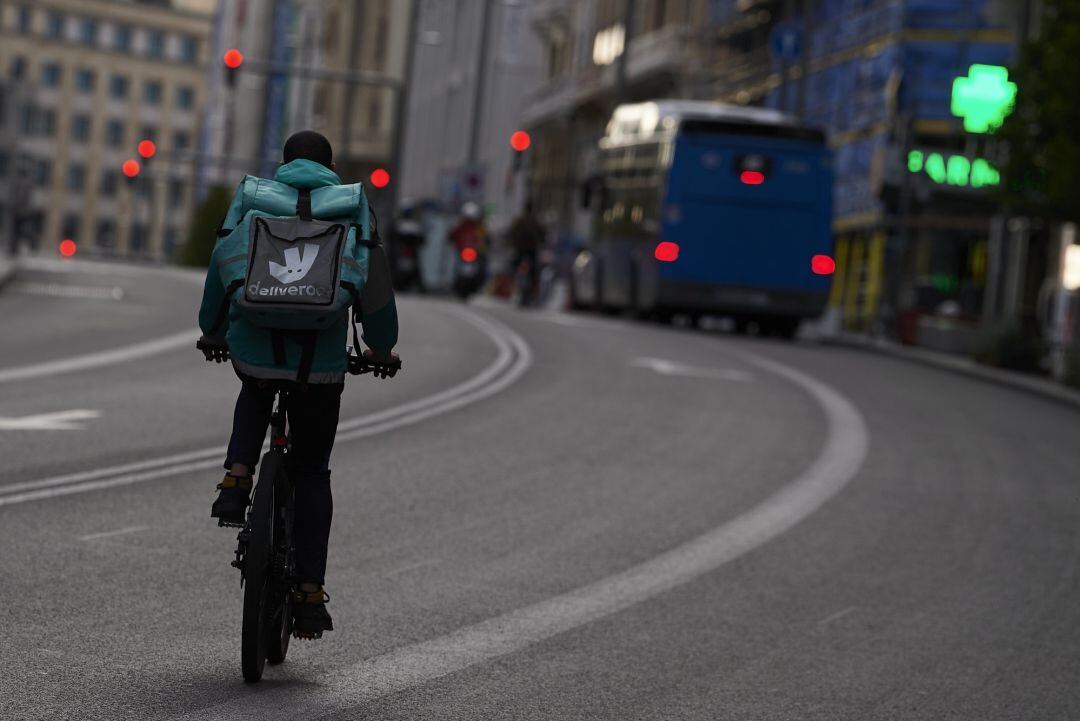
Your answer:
[632,357,754,382]
[0,409,101,431]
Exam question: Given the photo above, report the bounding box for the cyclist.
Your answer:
[507,201,546,305]
[197,130,399,639]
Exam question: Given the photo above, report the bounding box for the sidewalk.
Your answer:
[830,332,1080,413]
[0,254,17,290]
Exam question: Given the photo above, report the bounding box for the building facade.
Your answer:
[523,0,1026,340]
[203,0,411,220]
[523,0,709,245]
[398,0,543,233]
[0,0,214,260]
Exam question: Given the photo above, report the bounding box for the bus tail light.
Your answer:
[811,254,836,275]
[655,241,680,262]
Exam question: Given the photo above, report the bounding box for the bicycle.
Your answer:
[197,339,401,682]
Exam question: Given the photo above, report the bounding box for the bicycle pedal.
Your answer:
[218,519,245,528]
[293,630,323,641]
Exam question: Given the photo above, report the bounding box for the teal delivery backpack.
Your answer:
[215,184,370,332]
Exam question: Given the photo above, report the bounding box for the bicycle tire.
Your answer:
[266,471,295,665]
[240,452,278,682]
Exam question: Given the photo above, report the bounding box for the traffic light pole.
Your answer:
[389,0,422,216]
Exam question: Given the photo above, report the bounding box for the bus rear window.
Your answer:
[680,119,826,144]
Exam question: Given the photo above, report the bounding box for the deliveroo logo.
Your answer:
[269,243,320,284]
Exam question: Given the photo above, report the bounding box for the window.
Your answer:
[41,62,62,87]
[180,35,199,63]
[109,75,129,99]
[80,19,98,45]
[172,130,190,151]
[147,31,165,59]
[113,24,132,52]
[169,178,184,203]
[67,164,86,191]
[368,99,380,130]
[96,219,116,248]
[36,159,52,187]
[176,85,195,109]
[46,11,63,40]
[140,125,157,143]
[75,68,96,92]
[17,6,31,34]
[10,56,27,80]
[62,214,80,240]
[71,114,91,142]
[143,80,162,105]
[0,152,9,178]
[106,119,124,148]
[40,109,57,136]
[19,106,35,134]
[130,224,148,253]
[100,170,118,197]
[164,228,179,258]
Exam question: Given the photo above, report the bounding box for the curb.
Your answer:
[828,333,1080,413]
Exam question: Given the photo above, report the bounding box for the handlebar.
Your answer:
[196,338,230,363]
[347,351,402,379]
[198,339,401,379]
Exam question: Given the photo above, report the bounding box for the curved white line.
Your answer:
[178,346,869,721]
[0,328,199,385]
[0,308,532,507]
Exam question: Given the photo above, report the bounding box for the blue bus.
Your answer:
[571,101,834,337]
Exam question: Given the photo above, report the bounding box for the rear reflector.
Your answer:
[655,241,680,262]
[811,254,836,275]
[740,170,765,185]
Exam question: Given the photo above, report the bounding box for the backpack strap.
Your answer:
[269,330,287,367]
[267,329,318,385]
[296,188,312,221]
[295,330,318,385]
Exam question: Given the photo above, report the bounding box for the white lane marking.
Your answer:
[179,347,870,721]
[0,409,101,431]
[12,282,125,301]
[817,606,857,627]
[632,357,754,383]
[0,329,197,385]
[0,308,531,507]
[78,525,148,542]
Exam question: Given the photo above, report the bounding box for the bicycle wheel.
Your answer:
[266,475,294,665]
[240,452,278,682]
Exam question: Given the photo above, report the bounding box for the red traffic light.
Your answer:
[811,254,836,275]
[510,130,531,152]
[122,159,141,178]
[59,239,77,258]
[223,48,244,69]
[370,168,390,189]
[137,140,156,159]
[739,170,765,185]
[460,247,478,263]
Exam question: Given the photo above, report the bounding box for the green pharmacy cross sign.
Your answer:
[951,64,1017,133]
[908,150,1001,188]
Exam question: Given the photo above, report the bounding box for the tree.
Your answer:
[176,185,232,267]
[996,0,1080,221]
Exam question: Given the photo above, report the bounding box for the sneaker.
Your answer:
[211,474,252,527]
[293,587,333,639]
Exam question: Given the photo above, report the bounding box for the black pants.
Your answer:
[225,379,344,585]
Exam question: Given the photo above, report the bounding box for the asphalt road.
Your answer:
[1,259,1078,720]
